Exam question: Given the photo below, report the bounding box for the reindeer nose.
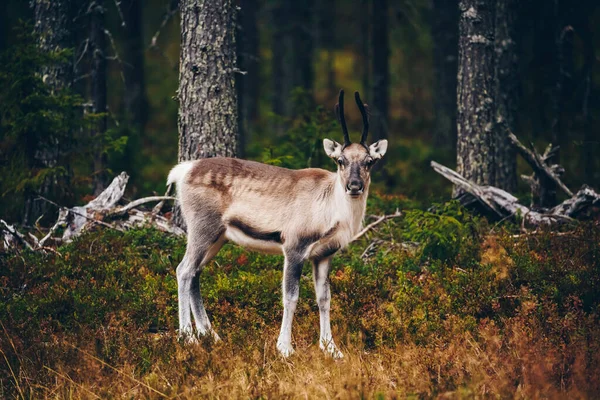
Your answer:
[347,180,363,193]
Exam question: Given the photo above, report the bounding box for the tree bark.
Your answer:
[431,0,459,150]
[371,0,389,143]
[27,0,75,224]
[455,0,496,195]
[493,0,519,192]
[90,1,108,196]
[236,0,259,157]
[33,0,74,93]
[178,0,238,161]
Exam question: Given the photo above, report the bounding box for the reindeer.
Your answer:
[167,90,388,358]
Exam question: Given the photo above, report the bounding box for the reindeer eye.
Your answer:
[365,157,374,166]
[337,158,344,166]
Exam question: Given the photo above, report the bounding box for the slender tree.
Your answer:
[431,0,459,150]
[271,0,314,122]
[27,0,75,223]
[494,0,519,192]
[237,0,259,156]
[271,0,292,122]
[89,1,108,195]
[371,0,389,143]
[456,0,496,193]
[291,0,314,95]
[178,0,238,161]
[122,0,148,138]
[316,0,336,100]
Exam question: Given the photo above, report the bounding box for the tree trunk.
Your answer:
[271,0,292,129]
[271,0,313,130]
[316,0,336,100]
[90,1,108,196]
[360,0,370,97]
[122,0,148,176]
[493,0,519,192]
[291,0,314,95]
[178,0,238,161]
[550,0,575,165]
[237,0,259,157]
[371,0,389,143]
[431,0,459,150]
[27,0,75,224]
[455,0,496,195]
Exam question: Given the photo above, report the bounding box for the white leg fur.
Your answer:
[277,254,301,357]
[177,233,225,343]
[313,258,343,359]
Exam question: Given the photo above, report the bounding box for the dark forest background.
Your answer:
[1,0,599,223]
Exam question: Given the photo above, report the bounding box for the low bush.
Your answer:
[1,199,599,398]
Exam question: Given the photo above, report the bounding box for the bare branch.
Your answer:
[352,210,403,241]
[1,220,34,250]
[149,0,179,49]
[103,29,127,83]
[113,0,126,27]
[508,131,573,197]
[111,196,177,217]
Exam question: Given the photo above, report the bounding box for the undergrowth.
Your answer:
[1,198,599,398]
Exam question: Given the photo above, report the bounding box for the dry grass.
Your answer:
[2,307,599,399]
[2,218,600,398]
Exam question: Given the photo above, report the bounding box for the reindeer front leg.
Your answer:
[312,257,343,359]
[277,246,306,357]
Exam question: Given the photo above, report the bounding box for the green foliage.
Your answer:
[1,199,600,397]
[0,23,128,223]
[249,88,338,170]
[401,201,481,265]
[0,23,85,221]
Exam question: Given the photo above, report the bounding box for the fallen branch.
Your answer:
[508,132,572,208]
[352,209,403,241]
[1,219,34,251]
[430,161,585,226]
[112,196,176,217]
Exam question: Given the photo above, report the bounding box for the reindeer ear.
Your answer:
[323,139,343,158]
[369,139,388,159]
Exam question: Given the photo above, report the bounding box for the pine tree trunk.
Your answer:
[178,0,238,161]
[550,2,575,166]
[316,0,336,100]
[122,0,148,163]
[360,0,370,97]
[431,0,459,150]
[271,0,292,126]
[237,0,259,157]
[456,0,496,195]
[90,1,108,195]
[493,0,518,192]
[291,0,314,94]
[371,0,389,142]
[27,0,75,224]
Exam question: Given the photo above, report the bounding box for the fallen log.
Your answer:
[431,161,599,226]
[1,172,182,251]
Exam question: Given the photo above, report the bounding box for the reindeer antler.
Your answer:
[355,91,370,145]
[335,90,351,147]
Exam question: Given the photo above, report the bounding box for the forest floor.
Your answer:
[1,196,599,399]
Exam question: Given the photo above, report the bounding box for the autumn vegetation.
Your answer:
[2,197,599,398]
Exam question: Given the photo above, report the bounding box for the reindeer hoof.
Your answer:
[320,339,344,359]
[277,340,295,357]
